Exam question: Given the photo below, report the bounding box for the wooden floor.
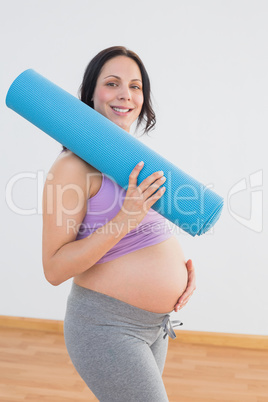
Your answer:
[0,327,268,402]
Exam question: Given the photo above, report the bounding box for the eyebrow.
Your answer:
[103,75,142,83]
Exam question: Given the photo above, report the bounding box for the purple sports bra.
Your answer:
[75,172,173,264]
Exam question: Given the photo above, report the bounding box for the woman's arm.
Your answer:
[42,153,129,286]
[43,211,130,286]
[42,155,166,286]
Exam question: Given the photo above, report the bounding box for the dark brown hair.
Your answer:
[61,46,156,152]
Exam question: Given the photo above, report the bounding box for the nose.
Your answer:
[117,84,131,101]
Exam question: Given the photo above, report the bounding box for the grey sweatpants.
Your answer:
[64,282,182,402]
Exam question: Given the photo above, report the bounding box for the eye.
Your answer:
[131,85,141,90]
[106,82,117,87]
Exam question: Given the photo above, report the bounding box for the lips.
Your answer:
[110,106,133,115]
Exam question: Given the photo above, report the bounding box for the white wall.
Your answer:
[1,0,267,335]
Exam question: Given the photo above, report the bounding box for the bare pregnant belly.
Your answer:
[74,236,188,314]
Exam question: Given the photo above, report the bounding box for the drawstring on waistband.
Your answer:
[160,315,183,339]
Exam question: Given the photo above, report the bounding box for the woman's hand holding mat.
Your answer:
[118,162,167,231]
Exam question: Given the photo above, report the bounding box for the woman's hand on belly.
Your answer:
[174,259,196,312]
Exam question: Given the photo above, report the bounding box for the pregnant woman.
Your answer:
[42,46,196,401]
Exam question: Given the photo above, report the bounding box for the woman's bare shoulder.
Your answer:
[56,149,88,165]
[48,150,101,199]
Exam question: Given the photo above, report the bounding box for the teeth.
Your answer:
[112,107,130,113]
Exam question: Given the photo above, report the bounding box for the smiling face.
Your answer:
[92,56,144,132]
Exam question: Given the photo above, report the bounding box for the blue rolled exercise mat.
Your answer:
[6,69,224,236]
